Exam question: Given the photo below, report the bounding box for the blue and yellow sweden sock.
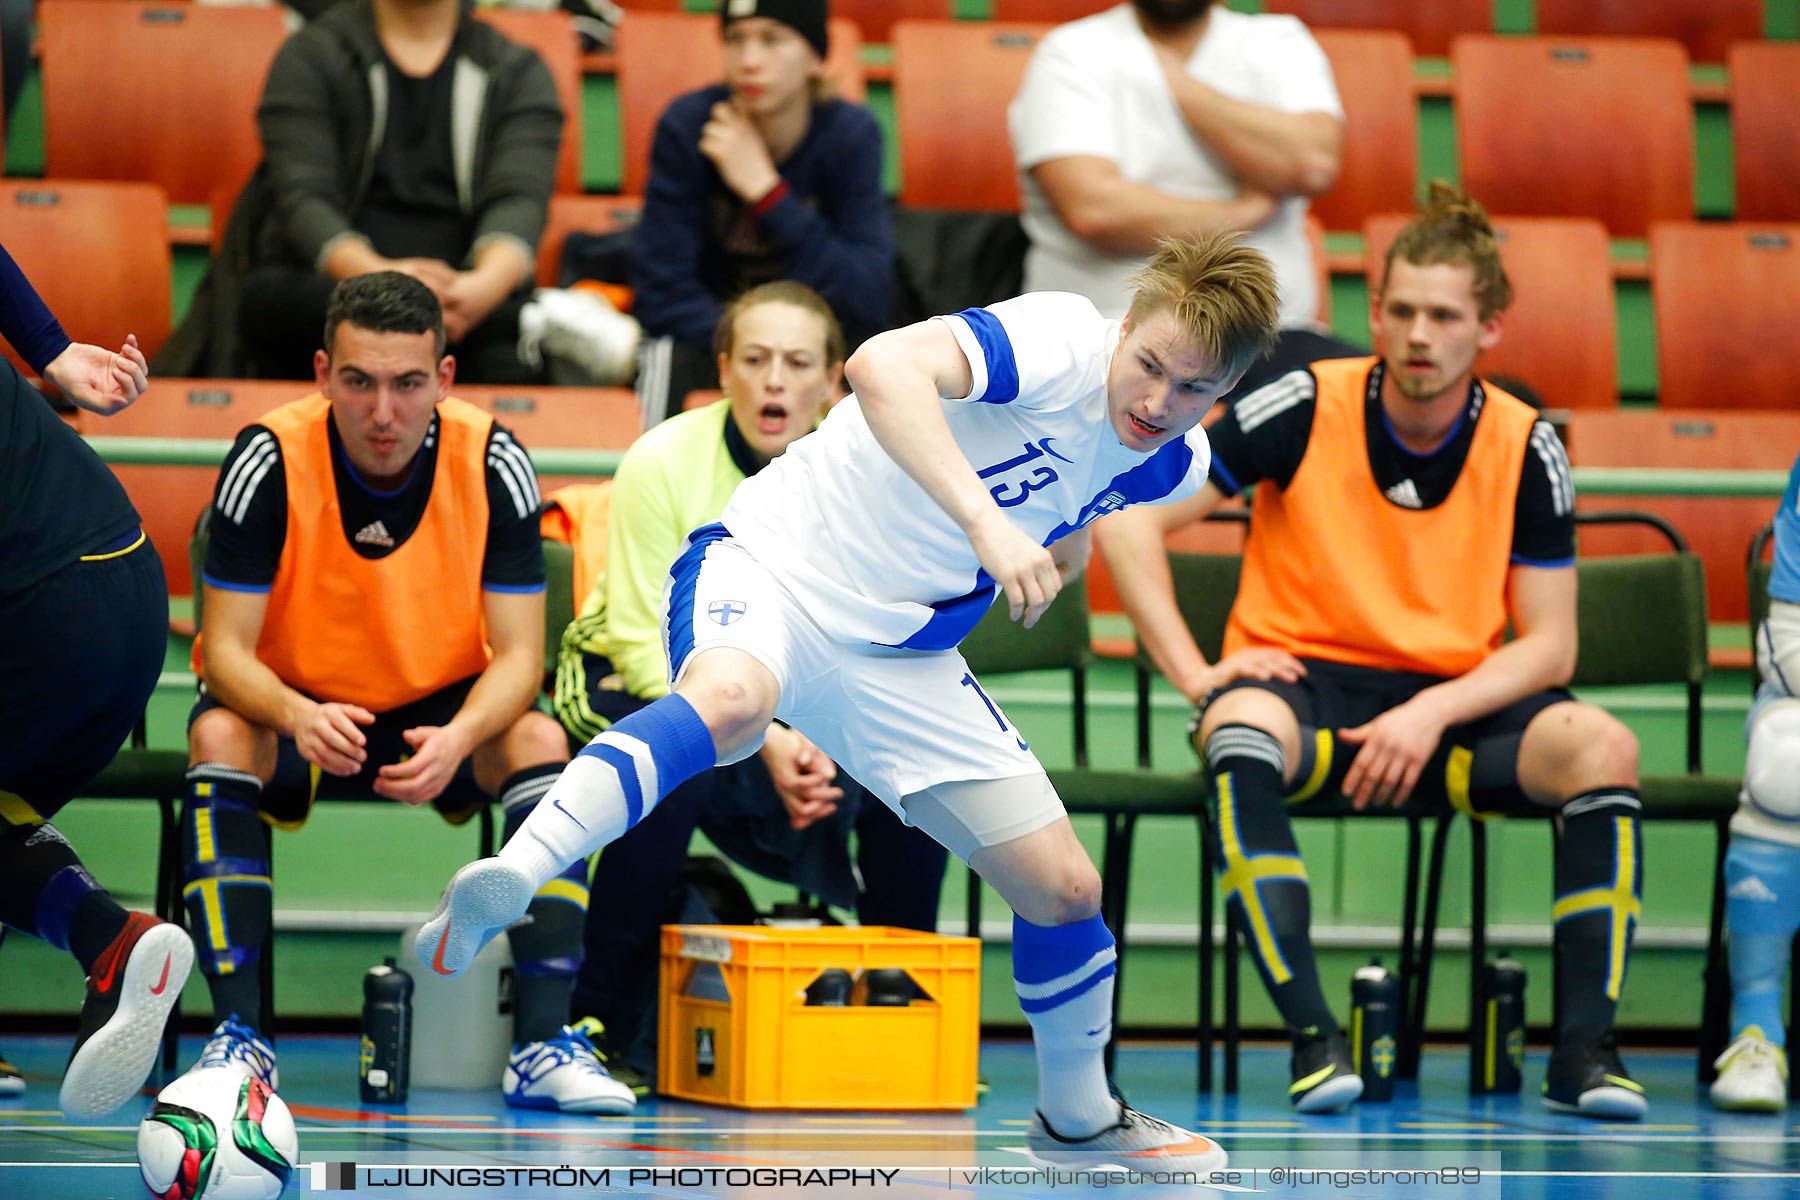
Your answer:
[182,764,272,1030]
[1724,833,1800,1049]
[0,805,129,971]
[1553,789,1644,1046]
[1204,724,1337,1034]
[499,764,588,1044]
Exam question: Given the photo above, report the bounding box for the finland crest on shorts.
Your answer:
[663,525,1041,802]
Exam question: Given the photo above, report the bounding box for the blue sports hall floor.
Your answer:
[1,1035,1796,1198]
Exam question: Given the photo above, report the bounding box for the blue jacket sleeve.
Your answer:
[0,242,71,374]
[754,104,893,338]
[631,96,728,344]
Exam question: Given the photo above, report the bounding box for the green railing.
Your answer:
[87,436,1787,498]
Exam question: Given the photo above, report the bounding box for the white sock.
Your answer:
[1015,913,1122,1138]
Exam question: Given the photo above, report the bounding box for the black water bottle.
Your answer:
[360,957,412,1104]
[1350,959,1400,1102]
[1471,955,1526,1094]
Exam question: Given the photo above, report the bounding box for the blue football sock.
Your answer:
[1014,912,1118,1137]
[500,695,715,889]
[1725,834,1800,1049]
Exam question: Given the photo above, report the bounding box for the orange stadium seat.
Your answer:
[831,0,949,44]
[1729,43,1800,223]
[454,385,644,492]
[1650,222,1800,412]
[1453,36,1692,238]
[1263,0,1489,58]
[987,0,1111,21]
[1535,0,1762,64]
[476,9,585,195]
[1363,213,1617,409]
[1304,216,1330,326]
[891,21,1049,212]
[1565,409,1800,622]
[615,13,865,197]
[101,379,296,601]
[538,194,644,287]
[39,2,288,206]
[0,182,171,370]
[1306,29,1416,233]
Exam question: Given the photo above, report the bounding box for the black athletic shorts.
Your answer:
[1201,657,1572,817]
[0,530,167,823]
[189,674,489,827]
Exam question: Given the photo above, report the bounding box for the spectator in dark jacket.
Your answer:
[234,0,562,384]
[632,0,892,421]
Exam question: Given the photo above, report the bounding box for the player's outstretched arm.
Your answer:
[42,334,148,416]
[847,320,1062,627]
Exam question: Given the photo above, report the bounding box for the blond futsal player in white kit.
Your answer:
[419,232,1280,1169]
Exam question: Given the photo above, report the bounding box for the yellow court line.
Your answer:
[1632,1125,1701,1132]
[999,1119,1030,1127]
[1398,1122,1506,1130]
[799,1117,905,1125]
[592,1116,704,1124]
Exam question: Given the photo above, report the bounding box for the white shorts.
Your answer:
[662,526,1047,806]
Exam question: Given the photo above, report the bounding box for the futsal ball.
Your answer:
[137,1069,297,1199]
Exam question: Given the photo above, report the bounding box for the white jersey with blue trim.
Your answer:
[720,291,1211,650]
[1772,450,1800,605]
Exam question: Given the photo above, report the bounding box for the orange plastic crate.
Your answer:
[657,925,981,1110]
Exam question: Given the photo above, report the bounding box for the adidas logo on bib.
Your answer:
[1384,479,1423,509]
[355,520,396,548]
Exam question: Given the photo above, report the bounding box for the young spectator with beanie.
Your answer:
[632,0,893,422]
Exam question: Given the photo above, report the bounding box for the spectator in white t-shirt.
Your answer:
[1009,0,1357,396]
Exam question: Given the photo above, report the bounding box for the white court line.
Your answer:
[11,1124,1800,1144]
[9,1163,1800,1181]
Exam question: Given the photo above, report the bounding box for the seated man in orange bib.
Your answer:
[1099,186,1647,1120]
[180,272,632,1114]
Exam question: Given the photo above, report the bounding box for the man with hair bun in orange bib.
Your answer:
[1100,184,1648,1120]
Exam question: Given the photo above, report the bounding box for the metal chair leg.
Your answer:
[1404,814,1453,1079]
[966,864,982,940]
[1698,820,1733,1082]
[1098,814,1138,1077]
[1467,820,1488,1092]
[1224,904,1241,1094]
[1198,811,1215,1094]
[158,791,183,1074]
[1396,815,1423,1076]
